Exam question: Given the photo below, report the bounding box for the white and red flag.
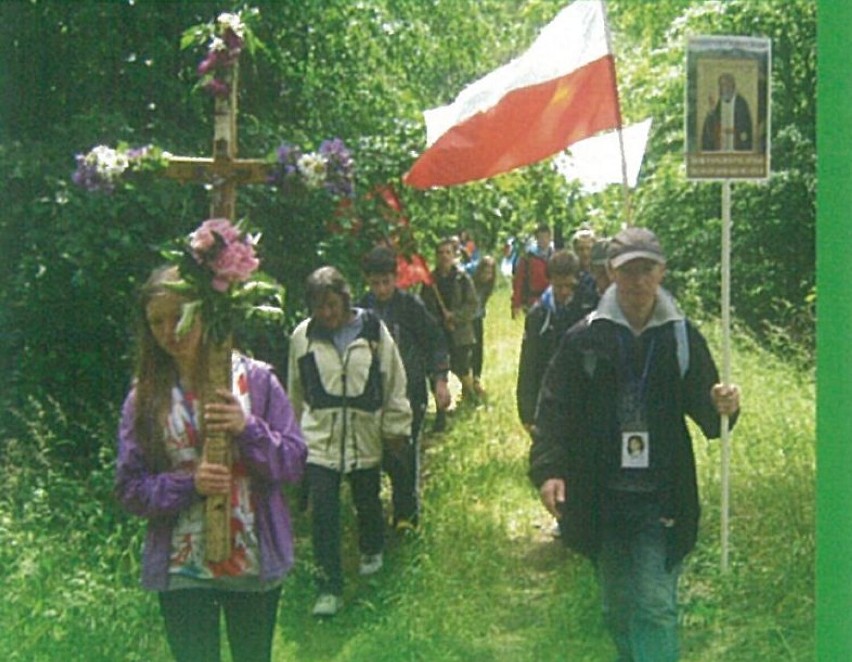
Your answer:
[403,0,620,189]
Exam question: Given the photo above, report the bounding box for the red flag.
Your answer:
[396,253,434,289]
[403,0,620,189]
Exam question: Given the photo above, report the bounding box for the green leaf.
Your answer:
[175,299,201,337]
[180,25,209,51]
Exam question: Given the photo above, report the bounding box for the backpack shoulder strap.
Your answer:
[358,310,383,355]
[674,319,690,378]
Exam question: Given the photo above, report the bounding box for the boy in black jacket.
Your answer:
[516,249,592,432]
[360,246,451,530]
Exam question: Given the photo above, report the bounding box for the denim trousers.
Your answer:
[306,463,384,595]
[597,490,681,662]
[158,585,282,662]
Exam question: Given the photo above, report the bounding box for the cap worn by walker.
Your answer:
[608,227,666,269]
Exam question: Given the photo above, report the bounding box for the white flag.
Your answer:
[552,118,652,192]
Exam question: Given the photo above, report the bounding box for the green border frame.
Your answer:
[816,1,852,658]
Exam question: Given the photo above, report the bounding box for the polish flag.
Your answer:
[403,0,620,189]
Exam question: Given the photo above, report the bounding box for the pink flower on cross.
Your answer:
[203,78,230,98]
[189,218,259,292]
[190,218,241,255]
[210,240,260,292]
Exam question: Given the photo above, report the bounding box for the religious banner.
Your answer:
[685,35,771,180]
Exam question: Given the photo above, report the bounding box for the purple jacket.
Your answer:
[115,357,307,591]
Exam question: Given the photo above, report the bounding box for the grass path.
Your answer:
[274,283,814,661]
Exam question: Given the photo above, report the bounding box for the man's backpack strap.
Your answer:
[674,319,689,378]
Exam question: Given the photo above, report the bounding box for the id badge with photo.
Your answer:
[621,429,650,469]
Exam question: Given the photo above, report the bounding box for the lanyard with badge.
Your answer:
[617,330,655,469]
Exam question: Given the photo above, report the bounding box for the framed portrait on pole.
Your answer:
[685,35,771,180]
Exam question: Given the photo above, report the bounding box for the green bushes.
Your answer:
[0,396,167,661]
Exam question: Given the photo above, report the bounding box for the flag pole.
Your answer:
[720,179,733,572]
[599,0,632,226]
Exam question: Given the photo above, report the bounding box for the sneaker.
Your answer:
[312,593,343,617]
[358,552,384,576]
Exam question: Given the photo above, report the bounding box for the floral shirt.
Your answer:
[166,357,260,580]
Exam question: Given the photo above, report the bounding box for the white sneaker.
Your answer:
[312,593,343,617]
[549,519,561,538]
[358,552,383,576]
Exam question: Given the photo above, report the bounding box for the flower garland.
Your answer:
[191,11,252,98]
[268,138,355,198]
[72,138,355,199]
[163,217,283,345]
[72,144,169,193]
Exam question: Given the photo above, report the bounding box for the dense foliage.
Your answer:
[1,0,814,463]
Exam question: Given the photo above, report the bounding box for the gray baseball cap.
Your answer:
[608,227,666,269]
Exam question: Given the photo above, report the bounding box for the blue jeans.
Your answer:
[597,491,681,662]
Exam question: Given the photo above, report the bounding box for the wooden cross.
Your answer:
[162,61,270,563]
[162,62,271,219]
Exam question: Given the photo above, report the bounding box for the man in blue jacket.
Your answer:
[530,227,740,661]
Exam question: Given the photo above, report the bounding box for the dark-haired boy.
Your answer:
[359,246,451,531]
[421,238,480,412]
[516,249,591,433]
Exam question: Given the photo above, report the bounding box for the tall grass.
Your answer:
[0,285,813,660]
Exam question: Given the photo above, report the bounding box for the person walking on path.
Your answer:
[511,223,553,318]
[359,246,451,531]
[530,227,741,661]
[422,238,480,427]
[115,265,307,662]
[571,225,601,309]
[516,250,590,434]
[471,255,498,399]
[590,237,613,296]
[288,266,412,617]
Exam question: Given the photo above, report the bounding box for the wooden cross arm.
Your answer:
[164,156,272,186]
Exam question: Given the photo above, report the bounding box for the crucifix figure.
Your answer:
[163,59,271,563]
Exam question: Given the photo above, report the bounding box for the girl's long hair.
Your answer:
[133,266,207,472]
